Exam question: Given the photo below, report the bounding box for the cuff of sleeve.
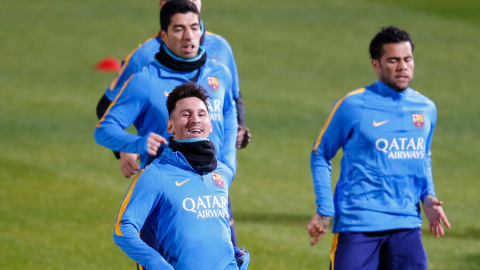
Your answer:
[316,207,334,217]
[137,133,151,156]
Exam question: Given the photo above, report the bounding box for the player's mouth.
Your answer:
[188,128,203,135]
[396,74,410,82]
[183,43,196,54]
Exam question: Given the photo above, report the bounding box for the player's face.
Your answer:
[160,0,202,12]
[167,97,212,140]
[372,41,414,92]
[160,12,201,59]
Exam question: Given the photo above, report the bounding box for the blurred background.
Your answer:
[1,0,479,268]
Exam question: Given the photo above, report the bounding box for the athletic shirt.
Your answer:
[311,80,437,232]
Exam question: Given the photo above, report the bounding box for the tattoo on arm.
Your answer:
[318,215,332,230]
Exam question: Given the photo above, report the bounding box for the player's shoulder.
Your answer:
[133,34,161,53]
[205,58,230,71]
[136,163,165,186]
[204,31,233,53]
[127,34,161,63]
[213,161,234,182]
[336,87,366,108]
[408,88,436,107]
[205,31,230,44]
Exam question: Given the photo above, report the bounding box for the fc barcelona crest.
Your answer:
[412,113,424,128]
[208,77,220,91]
[212,172,224,188]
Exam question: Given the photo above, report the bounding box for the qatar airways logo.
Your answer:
[207,100,222,121]
[182,195,229,219]
[375,137,425,159]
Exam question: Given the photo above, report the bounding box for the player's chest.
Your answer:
[358,100,432,143]
[163,171,228,206]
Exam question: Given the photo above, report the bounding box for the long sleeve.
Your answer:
[310,90,363,217]
[220,75,238,175]
[221,41,245,126]
[94,72,151,156]
[421,103,437,201]
[113,167,174,270]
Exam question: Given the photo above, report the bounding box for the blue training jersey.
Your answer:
[104,30,240,102]
[94,55,238,173]
[113,147,238,270]
[311,80,437,233]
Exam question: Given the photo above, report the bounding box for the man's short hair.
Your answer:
[369,26,414,60]
[167,82,210,116]
[160,0,200,32]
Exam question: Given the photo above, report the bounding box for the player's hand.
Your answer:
[234,247,250,269]
[423,195,451,238]
[306,213,332,246]
[119,152,140,178]
[236,126,251,149]
[234,247,246,266]
[147,133,168,156]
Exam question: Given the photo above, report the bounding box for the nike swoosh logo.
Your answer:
[175,179,190,186]
[373,120,389,127]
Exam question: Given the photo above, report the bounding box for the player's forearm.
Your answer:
[234,94,246,127]
[113,228,173,270]
[311,150,335,216]
[94,124,147,155]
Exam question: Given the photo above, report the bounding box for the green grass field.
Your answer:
[1,0,479,269]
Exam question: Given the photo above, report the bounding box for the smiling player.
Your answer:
[113,82,249,269]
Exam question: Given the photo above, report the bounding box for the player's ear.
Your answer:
[372,59,380,74]
[160,30,167,43]
[167,119,175,135]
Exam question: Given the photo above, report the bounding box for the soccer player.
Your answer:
[95,0,241,247]
[113,82,249,270]
[95,0,237,173]
[306,26,451,270]
[96,0,250,179]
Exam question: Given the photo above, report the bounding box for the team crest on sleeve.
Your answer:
[412,114,424,128]
[212,172,224,188]
[207,77,220,91]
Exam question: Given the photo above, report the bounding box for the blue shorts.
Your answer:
[330,228,427,270]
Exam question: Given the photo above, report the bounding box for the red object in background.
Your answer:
[95,57,121,72]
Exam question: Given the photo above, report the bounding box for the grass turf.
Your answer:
[1,0,479,268]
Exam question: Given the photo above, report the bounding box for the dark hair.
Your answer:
[160,0,200,32]
[369,26,414,60]
[167,82,210,116]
